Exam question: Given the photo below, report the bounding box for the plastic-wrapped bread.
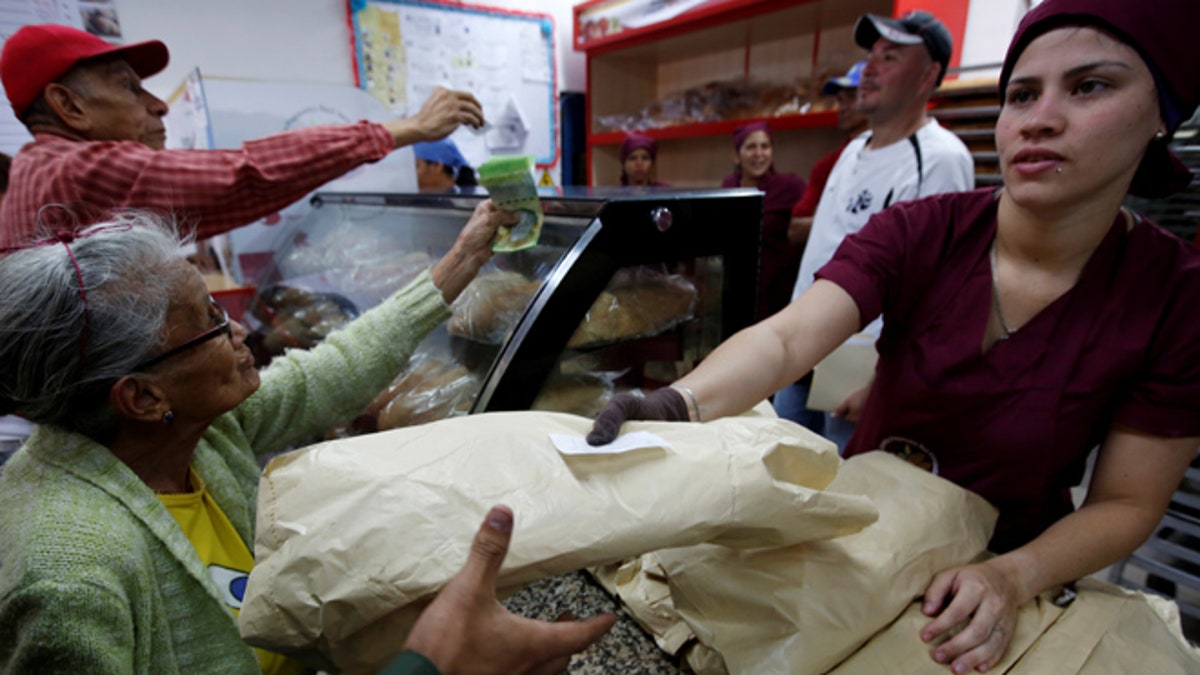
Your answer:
[567,273,697,349]
[447,271,542,344]
[367,356,479,430]
[531,374,613,417]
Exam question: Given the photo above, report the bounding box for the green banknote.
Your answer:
[478,155,543,252]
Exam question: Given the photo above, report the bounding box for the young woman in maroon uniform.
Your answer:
[589,1,1200,671]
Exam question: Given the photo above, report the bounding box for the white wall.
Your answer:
[459,0,586,93]
[118,0,584,101]
[959,0,1027,81]
[119,0,355,100]
[121,0,1037,107]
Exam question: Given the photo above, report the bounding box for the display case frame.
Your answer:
[296,186,763,416]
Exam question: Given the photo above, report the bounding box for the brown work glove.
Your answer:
[586,388,689,446]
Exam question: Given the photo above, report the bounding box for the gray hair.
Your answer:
[0,213,186,441]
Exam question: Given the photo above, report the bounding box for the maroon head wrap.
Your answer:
[999,0,1200,198]
[732,121,772,150]
[619,133,657,163]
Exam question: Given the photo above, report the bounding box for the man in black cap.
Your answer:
[776,9,973,449]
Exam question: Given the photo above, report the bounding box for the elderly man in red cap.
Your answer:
[0,24,484,247]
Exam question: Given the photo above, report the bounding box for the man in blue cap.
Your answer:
[787,61,869,248]
[774,10,974,450]
[413,138,476,192]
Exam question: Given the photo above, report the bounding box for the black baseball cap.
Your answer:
[855,10,953,85]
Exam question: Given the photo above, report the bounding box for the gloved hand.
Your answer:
[586,387,689,446]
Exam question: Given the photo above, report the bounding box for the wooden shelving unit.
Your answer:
[930,77,1002,187]
[577,0,897,187]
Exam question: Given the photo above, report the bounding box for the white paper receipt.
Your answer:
[550,431,673,456]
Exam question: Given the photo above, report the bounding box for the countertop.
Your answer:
[502,571,682,674]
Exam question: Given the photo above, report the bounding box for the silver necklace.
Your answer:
[990,240,1013,340]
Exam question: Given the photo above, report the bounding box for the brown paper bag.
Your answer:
[595,452,998,674]
[660,452,998,674]
[598,452,1200,675]
[833,577,1200,674]
[239,409,878,672]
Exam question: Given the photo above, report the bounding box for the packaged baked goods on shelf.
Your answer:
[593,76,816,134]
[245,187,762,435]
[579,0,899,185]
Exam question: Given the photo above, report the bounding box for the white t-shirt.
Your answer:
[792,118,974,334]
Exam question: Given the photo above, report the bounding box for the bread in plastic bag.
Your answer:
[367,354,480,430]
[446,270,543,344]
[567,271,697,349]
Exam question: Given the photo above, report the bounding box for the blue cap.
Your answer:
[412,138,468,170]
[821,61,865,95]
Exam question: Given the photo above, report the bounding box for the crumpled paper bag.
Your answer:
[594,451,999,674]
[239,410,878,672]
[834,577,1200,674]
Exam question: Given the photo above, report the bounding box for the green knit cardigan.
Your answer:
[0,273,449,674]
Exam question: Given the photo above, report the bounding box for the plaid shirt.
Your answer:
[0,121,394,247]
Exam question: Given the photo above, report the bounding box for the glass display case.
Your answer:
[244,186,762,434]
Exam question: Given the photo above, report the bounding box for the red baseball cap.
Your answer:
[1,24,169,118]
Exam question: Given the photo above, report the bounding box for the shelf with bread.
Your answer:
[242,187,762,440]
[577,0,899,187]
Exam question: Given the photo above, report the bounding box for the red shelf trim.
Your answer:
[588,110,838,144]
[574,0,812,56]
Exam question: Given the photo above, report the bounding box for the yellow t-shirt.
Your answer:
[159,470,305,675]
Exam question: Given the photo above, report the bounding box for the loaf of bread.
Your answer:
[531,374,613,417]
[568,274,697,349]
[253,286,357,358]
[450,269,697,350]
[447,271,543,344]
[370,357,479,430]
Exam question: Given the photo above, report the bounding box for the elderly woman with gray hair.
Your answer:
[0,204,610,674]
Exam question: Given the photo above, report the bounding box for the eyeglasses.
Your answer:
[135,297,232,371]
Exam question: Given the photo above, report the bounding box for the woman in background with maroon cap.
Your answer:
[619,133,668,187]
[589,0,1200,670]
[720,121,806,321]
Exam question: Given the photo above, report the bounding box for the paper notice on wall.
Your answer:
[358,5,405,110]
[353,0,556,165]
[163,68,214,154]
[520,23,551,83]
[78,0,122,43]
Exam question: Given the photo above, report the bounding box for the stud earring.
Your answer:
[1155,130,1166,140]
[163,410,175,423]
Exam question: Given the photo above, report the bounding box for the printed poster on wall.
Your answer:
[351,0,557,169]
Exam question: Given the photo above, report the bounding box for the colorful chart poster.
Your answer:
[351,0,557,168]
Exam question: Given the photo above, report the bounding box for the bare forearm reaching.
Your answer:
[675,279,860,422]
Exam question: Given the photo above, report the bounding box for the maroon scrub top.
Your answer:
[818,188,1200,552]
[722,169,806,321]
